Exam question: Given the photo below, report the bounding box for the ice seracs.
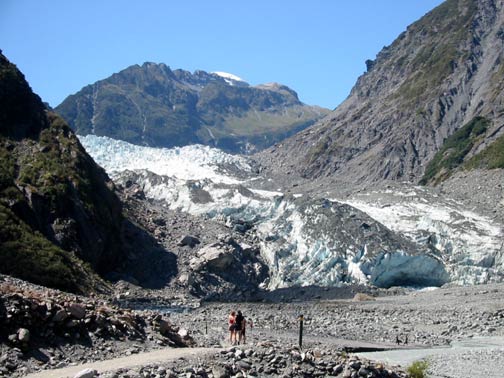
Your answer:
[342,187,503,285]
[80,135,504,290]
[80,135,252,184]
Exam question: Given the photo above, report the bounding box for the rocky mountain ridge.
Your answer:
[0,53,162,294]
[55,63,328,154]
[259,0,504,189]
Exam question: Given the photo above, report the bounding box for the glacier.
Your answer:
[80,135,504,289]
[342,187,503,285]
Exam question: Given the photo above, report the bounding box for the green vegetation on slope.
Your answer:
[420,116,490,185]
[0,204,97,294]
[392,0,476,105]
[465,133,504,170]
[0,52,123,294]
[0,118,110,294]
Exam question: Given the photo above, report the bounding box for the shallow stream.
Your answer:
[355,336,504,368]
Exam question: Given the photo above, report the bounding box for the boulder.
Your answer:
[190,243,234,271]
[158,319,172,335]
[179,235,201,248]
[212,365,230,378]
[236,360,252,370]
[73,368,97,378]
[68,303,86,319]
[17,328,30,343]
[152,217,166,226]
[178,328,189,338]
[353,293,375,302]
[53,309,68,322]
[178,273,195,286]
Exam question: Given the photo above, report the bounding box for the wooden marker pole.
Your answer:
[299,314,304,348]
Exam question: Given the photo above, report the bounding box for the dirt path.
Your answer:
[24,347,221,378]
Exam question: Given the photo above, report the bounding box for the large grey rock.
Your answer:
[53,308,68,322]
[190,243,235,271]
[236,360,252,370]
[17,328,30,343]
[68,303,86,319]
[73,368,98,378]
[158,319,172,335]
[179,235,201,248]
[212,365,230,378]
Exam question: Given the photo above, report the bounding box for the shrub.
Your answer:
[465,133,504,170]
[407,360,429,378]
[420,116,490,185]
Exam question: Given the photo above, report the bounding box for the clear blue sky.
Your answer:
[1,0,444,109]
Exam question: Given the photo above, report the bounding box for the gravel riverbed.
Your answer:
[2,275,504,377]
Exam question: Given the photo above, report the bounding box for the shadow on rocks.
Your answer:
[110,219,178,289]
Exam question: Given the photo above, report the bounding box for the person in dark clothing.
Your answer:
[235,310,244,344]
[240,314,248,344]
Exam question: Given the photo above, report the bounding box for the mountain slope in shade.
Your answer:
[55,63,329,154]
[260,0,504,187]
[0,52,128,293]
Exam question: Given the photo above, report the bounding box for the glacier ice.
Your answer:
[342,188,503,285]
[80,135,504,289]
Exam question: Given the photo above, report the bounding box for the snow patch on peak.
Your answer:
[212,71,247,85]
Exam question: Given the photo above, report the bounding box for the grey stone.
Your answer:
[68,303,86,319]
[17,328,30,343]
[179,235,200,248]
[73,368,98,378]
[165,369,177,378]
[53,309,68,322]
[358,367,371,377]
[236,360,252,370]
[333,364,344,374]
[234,349,244,359]
[212,365,229,378]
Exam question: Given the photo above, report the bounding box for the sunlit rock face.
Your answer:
[81,135,504,289]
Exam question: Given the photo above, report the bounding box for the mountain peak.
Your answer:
[56,64,329,154]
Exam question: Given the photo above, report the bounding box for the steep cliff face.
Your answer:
[261,0,504,186]
[55,63,328,154]
[0,53,125,293]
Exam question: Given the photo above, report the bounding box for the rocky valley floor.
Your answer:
[2,274,504,377]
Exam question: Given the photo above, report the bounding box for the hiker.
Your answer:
[245,317,253,344]
[228,311,237,344]
[395,334,402,345]
[404,334,409,345]
[239,312,249,344]
[235,310,245,344]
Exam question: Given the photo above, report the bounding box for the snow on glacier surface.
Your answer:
[80,135,373,288]
[80,135,252,184]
